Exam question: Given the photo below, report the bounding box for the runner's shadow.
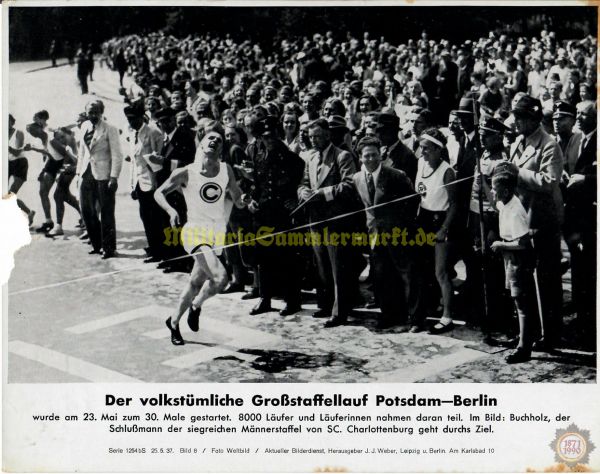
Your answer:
[235,349,368,374]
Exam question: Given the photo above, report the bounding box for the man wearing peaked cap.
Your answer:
[375,111,417,183]
[552,100,581,176]
[253,115,279,137]
[246,113,305,317]
[468,114,512,331]
[509,94,564,352]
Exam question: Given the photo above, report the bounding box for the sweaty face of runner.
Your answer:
[202,132,223,156]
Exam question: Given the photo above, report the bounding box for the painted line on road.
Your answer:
[376,347,487,383]
[65,305,167,334]
[8,341,142,383]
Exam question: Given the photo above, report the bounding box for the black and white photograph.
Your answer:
[4,2,597,384]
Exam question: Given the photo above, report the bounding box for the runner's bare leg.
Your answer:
[191,247,229,309]
[169,255,207,327]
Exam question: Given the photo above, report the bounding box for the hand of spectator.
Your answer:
[148,153,164,165]
[248,200,260,213]
[435,226,448,243]
[490,241,503,253]
[567,173,585,188]
[108,177,118,192]
[299,188,313,201]
[168,209,180,227]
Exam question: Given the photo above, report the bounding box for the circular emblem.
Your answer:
[199,182,223,203]
[416,181,427,197]
[556,432,587,464]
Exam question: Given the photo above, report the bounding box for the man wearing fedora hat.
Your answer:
[374,110,417,184]
[327,115,356,159]
[510,94,564,352]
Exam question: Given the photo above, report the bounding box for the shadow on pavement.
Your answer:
[232,349,369,374]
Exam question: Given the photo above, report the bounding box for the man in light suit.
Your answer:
[76,100,123,258]
[510,95,564,351]
[298,118,357,328]
[352,136,419,330]
[124,105,164,263]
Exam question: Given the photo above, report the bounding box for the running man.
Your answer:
[154,131,248,345]
[8,114,35,225]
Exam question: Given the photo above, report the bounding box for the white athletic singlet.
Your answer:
[415,159,450,212]
[180,161,229,255]
[8,130,25,161]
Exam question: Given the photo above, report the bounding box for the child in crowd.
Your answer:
[490,164,539,364]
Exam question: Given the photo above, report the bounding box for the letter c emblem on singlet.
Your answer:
[199,182,223,203]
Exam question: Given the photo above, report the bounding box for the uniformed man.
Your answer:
[246,116,306,316]
[468,116,512,334]
[509,95,564,352]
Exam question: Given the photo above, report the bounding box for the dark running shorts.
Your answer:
[8,158,29,181]
[39,158,63,180]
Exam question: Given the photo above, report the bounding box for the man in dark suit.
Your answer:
[351,136,420,330]
[432,50,458,125]
[246,116,305,316]
[154,107,196,272]
[375,111,417,184]
[453,96,482,324]
[298,118,357,328]
[564,100,596,350]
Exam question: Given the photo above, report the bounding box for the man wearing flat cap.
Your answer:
[510,94,564,351]
[247,115,305,316]
[375,111,417,184]
[124,104,164,263]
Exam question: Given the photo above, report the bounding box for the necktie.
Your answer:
[84,125,95,149]
[316,151,324,182]
[381,146,388,160]
[367,172,375,202]
[134,130,139,145]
